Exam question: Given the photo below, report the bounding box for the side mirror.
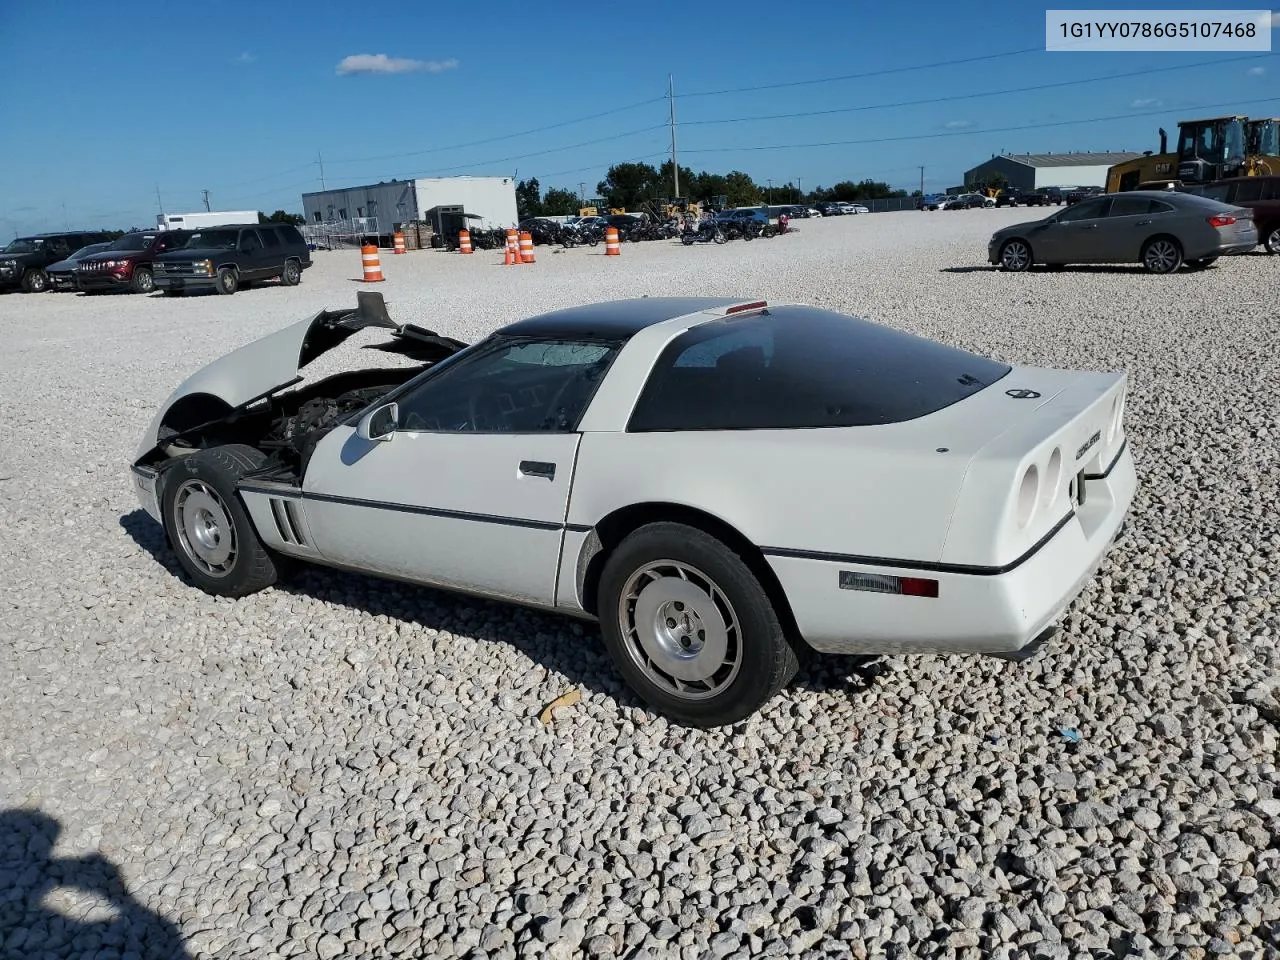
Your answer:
[356,401,398,441]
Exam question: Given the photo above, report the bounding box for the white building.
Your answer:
[963,151,1146,191]
[301,176,518,233]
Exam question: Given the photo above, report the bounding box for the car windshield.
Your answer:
[629,306,1012,431]
[182,229,240,250]
[69,243,106,259]
[3,238,44,253]
[109,233,159,251]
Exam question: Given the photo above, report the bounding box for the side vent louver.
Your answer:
[268,497,307,546]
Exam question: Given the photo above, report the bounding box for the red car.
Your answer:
[1197,176,1280,254]
[76,229,191,294]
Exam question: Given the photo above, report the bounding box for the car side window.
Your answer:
[1108,197,1154,217]
[1147,200,1175,214]
[1200,183,1232,203]
[260,226,282,247]
[394,338,618,434]
[1263,179,1280,201]
[240,229,261,251]
[1233,180,1263,202]
[1056,197,1110,221]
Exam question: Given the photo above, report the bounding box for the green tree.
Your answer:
[258,210,304,225]
[542,188,582,216]
[723,171,760,206]
[516,178,543,218]
[596,162,661,210]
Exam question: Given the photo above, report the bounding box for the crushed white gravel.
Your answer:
[1,210,1278,959]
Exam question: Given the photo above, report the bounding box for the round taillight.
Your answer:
[1042,447,1062,509]
[1016,464,1039,529]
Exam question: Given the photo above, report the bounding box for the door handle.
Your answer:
[1083,223,1098,229]
[519,460,556,480]
[1136,219,1152,225]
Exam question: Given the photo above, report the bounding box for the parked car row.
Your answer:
[0,222,313,295]
[988,179,1279,273]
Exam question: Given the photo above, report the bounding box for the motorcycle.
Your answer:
[680,220,727,245]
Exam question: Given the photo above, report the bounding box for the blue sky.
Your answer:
[0,2,1277,235]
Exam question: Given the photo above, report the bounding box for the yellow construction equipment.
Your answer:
[1107,115,1280,191]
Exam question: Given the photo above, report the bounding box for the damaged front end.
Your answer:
[131,292,468,521]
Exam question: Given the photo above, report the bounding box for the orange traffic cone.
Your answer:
[361,243,384,281]
[506,228,520,265]
[503,244,516,265]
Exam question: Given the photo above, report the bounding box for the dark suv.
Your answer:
[152,223,312,295]
[1197,176,1280,254]
[0,230,116,293]
[77,230,192,294]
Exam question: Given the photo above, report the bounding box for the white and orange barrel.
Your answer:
[605,226,620,256]
[361,243,384,282]
[393,231,406,254]
[506,228,519,264]
[519,231,535,264]
[459,229,472,254]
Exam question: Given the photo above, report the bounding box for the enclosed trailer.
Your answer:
[156,210,260,230]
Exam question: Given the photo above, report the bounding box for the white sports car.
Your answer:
[131,293,1136,727]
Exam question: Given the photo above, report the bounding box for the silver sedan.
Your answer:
[988,190,1258,274]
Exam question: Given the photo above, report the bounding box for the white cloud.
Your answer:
[1131,98,1163,108]
[1248,66,1267,76]
[335,54,459,76]
[235,52,255,64]
[944,120,972,129]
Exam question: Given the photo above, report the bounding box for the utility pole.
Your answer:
[768,179,773,204]
[201,189,211,212]
[579,182,586,202]
[317,151,326,191]
[155,185,164,216]
[919,166,925,196]
[62,201,68,230]
[798,177,802,203]
[668,73,679,199]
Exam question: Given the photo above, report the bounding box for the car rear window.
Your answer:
[627,306,1012,431]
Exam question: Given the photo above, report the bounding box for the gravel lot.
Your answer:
[2,210,1278,960]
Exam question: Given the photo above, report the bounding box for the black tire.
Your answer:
[280,259,302,285]
[1141,236,1182,274]
[162,288,184,297]
[1264,227,1279,255]
[160,444,284,598]
[1185,256,1218,270]
[597,522,800,728]
[216,267,238,294]
[681,232,695,245]
[130,266,154,294]
[21,268,48,293]
[999,238,1032,271]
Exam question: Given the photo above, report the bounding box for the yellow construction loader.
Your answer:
[1107,115,1280,191]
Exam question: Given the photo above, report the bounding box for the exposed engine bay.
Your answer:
[139,292,469,484]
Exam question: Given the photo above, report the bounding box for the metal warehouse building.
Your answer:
[301,175,518,235]
[963,151,1145,191]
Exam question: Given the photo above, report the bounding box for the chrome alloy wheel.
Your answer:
[617,560,742,700]
[173,479,237,577]
[1144,239,1180,273]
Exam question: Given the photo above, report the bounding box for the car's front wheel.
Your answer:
[999,239,1032,271]
[21,268,48,293]
[216,267,239,294]
[597,522,800,728]
[281,259,301,285]
[131,266,154,294]
[1264,226,1279,255]
[160,444,285,597]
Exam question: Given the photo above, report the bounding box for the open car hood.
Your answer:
[135,292,467,460]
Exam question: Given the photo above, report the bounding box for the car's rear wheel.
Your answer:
[216,267,239,294]
[131,267,154,294]
[1142,237,1182,274]
[1264,226,1279,255]
[160,444,284,597]
[281,259,301,285]
[999,239,1032,271]
[21,268,48,293]
[597,522,799,728]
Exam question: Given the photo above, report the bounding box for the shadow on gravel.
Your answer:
[119,508,886,711]
[0,808,191,960]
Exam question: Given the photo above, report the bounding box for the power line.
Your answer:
[677,95,1280,156]
[323,96,667,167]
[679,45,1047,99]
[683,53,1276,126]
